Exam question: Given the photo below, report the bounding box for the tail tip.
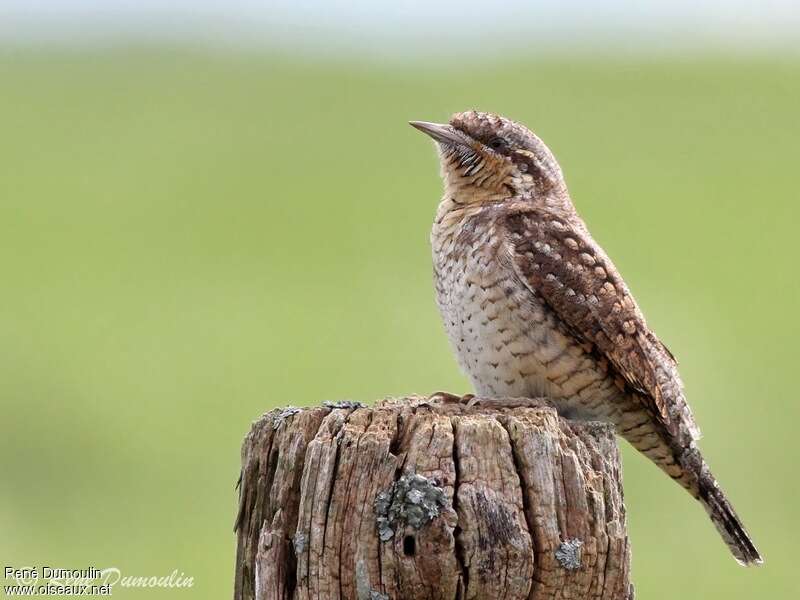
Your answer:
[733,547,764,567]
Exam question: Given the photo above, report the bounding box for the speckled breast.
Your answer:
[431,207,622,417]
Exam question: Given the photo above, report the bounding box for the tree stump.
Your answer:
[233,394,633,600]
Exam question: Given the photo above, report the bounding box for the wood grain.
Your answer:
[234,395,633,600]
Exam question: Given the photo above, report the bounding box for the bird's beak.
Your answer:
[409,121,467,146]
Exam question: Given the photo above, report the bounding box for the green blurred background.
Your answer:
[1,8,799,598]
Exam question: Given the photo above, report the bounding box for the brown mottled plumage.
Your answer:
[411,111,762,565]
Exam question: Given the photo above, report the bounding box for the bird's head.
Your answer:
[411,111,566,205]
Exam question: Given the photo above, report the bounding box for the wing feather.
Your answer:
[503,208,699,441]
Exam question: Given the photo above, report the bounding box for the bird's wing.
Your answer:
[502,208,699,441]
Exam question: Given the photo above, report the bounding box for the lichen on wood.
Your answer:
[234,395,633,600]
[375,473,448,542]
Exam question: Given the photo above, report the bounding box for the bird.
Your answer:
[410,111,762,566]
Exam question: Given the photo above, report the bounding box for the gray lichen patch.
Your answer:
[555,538,583,570]
[323,400,367,410]
[293,531,307,555]
[375,474,447,541]
[272,406,302,430]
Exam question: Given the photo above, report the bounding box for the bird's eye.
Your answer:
[487,137,507,151]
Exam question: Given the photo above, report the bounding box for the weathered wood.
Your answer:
[234,395,633,600]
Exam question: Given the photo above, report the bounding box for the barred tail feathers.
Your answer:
[680,447,763,566]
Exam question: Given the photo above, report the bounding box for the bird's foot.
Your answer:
[428,391,474,405]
